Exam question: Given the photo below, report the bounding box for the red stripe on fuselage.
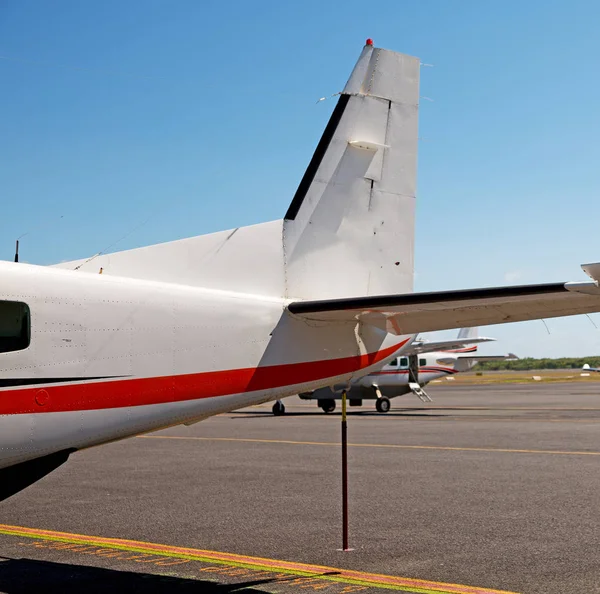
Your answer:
[0,340,408,415]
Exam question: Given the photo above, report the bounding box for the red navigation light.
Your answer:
[365,38,373,46]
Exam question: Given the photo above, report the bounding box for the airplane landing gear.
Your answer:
[375,396,391,413]
[272,400,285,416]
[370,383,391,413]
[320,399,336,413]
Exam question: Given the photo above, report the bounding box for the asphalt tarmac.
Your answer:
[2,382,600,593]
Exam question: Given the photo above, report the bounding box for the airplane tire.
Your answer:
[320,399,336,414]
[272,401,285,416]
[376,397,391,414]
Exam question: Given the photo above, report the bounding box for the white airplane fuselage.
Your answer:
[0,262,413,471]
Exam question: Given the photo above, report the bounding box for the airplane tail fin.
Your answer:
[457,327,478,340]
[282,43,420,300]
[55,43,420,302]
[452,327,479,353]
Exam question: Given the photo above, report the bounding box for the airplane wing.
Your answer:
[436,353,519,364]
[463,353,519,361]
[287,270,600,336]
[406,336,495,355]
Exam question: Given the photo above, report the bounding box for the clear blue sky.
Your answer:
[2,0,600,357]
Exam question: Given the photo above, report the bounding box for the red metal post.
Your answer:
[341,389,349,551]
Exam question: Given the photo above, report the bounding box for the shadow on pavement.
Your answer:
[0,557,282,593]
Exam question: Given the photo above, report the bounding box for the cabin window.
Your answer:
[388,358,398,366]
[0,301,30,353]
[419,358,427,366]
[398,357,409,368]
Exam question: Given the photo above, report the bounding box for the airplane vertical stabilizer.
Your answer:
[283,43,420,300]
[458,327,477,339]
[452,327,479,352]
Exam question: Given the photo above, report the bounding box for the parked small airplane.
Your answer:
[289,328,517,414]
[3,40,600,501]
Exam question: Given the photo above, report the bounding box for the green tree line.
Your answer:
[474,357,600,371]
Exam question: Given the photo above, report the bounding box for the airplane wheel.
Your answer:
[376,397,391,413]
[272,401,285,416]
[320,399,336,414]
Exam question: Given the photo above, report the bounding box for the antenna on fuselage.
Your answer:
[13,215,65,264]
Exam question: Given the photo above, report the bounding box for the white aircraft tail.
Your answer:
[449,327,479,353]
[457,327,478,340]
[282,44,420,300]
[56,43,420,301]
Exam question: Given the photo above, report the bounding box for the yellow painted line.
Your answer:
[229,414,600,424]
[0,524,517,594]
[139,435,600,457]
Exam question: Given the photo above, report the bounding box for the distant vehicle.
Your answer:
[582,364,600,372]
[291,328,516,414]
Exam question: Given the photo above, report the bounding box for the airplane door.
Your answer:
[408,354,419,384]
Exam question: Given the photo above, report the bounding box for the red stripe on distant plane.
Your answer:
[372,366,456,376]
[414,366,456,373]
[445,346,477,353]
[0,340,408,415]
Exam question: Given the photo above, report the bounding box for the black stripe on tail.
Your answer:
[284,94,350,221]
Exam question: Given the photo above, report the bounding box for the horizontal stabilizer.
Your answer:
[287,270,600,335]
[406,336,494,355]
[450,353,518,363]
